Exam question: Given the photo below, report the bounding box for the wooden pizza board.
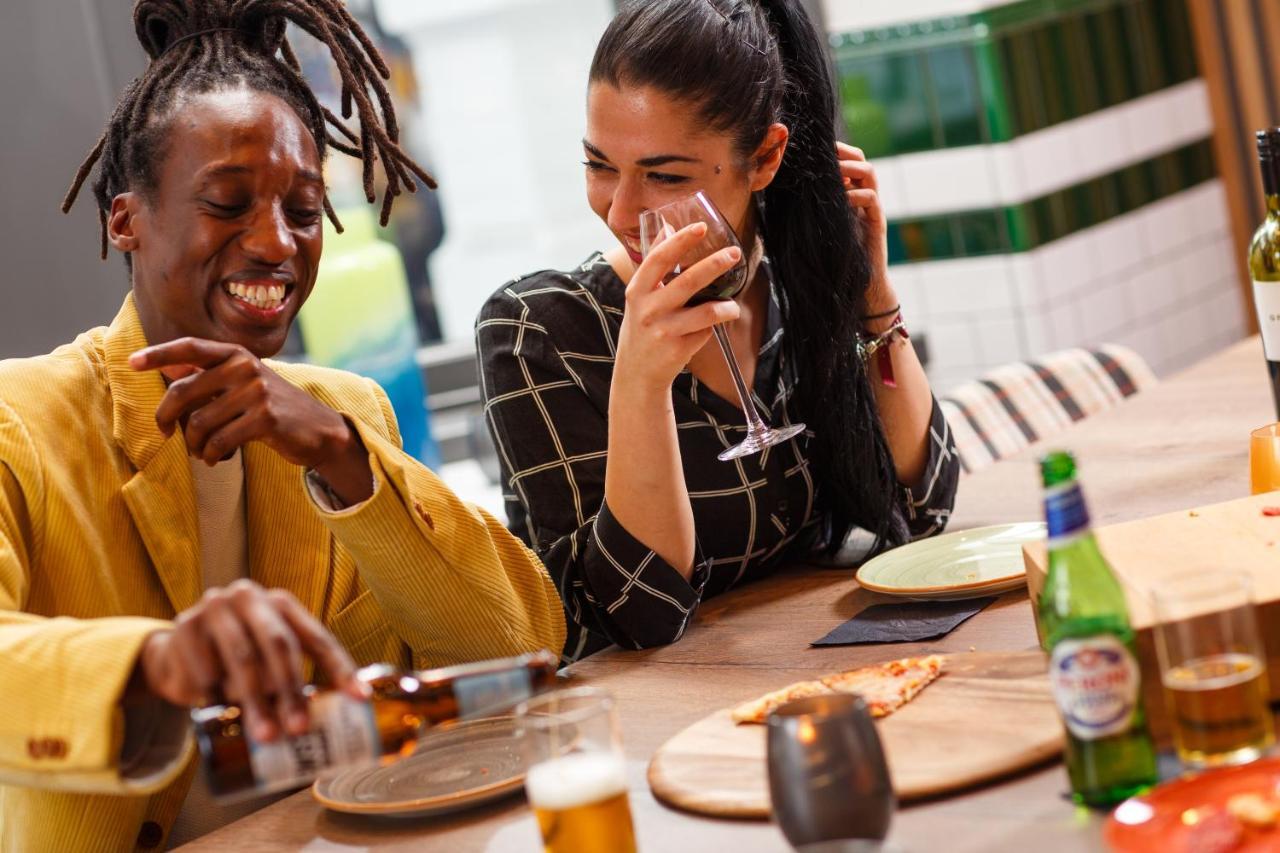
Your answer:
[647,651,1062,819]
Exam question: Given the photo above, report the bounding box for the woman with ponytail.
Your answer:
[479,0,959,661]
[0,2,565,848]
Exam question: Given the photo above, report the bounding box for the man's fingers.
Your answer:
[154,366,236,437]
[183,385,259,462]
[232,589,308,737]
[170,619,222,703]
[159,365,201,383]
[273,592,363,700]
[204,596,276,742]
[130,337,240,372]
[196,409,265,466]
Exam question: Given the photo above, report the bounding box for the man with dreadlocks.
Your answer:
[0,1,564,849]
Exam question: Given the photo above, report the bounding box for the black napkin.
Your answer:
[811,597,997,646]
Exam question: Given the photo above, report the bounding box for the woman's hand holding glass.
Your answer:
[614,222,743,392]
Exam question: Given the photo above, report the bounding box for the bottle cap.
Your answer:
[1040,450,1077,488]
[1258,128,1280,158]
[1257,129,1280,194]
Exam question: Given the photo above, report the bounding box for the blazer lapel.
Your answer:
[243,442,331,620]
[104,296,203,615]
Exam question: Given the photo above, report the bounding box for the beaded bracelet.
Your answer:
[856,314,909,387]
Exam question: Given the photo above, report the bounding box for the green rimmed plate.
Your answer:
[855,522,1046,601]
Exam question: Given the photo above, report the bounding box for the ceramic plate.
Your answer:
[854,522,1045,601]
[313,716,527,818]
[1106,757,1280,852]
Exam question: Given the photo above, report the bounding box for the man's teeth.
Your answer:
[225,282,285,309]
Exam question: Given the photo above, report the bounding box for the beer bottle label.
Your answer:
[246,693,379,793]
[1049,636,1140,740]
[454,668,534,717]
[1044,482,1090,542]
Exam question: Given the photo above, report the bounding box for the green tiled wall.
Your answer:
[835,0,1199,159]
[886,138,1216,264]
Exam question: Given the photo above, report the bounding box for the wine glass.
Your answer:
[639,191,806,461]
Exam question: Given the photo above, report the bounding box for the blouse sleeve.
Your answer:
[476,282,712,660]
[896,397,961,540]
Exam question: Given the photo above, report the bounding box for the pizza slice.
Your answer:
[731,655,945,725]
[730,679,833,724]
[820,654,944,717]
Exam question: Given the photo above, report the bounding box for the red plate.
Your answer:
[1105,757,1280,852]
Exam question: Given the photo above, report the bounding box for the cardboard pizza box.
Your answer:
[1023,491,1280,741]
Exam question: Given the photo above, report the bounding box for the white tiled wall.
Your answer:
[824,0,1008,32]
[876,80,1212,219]
[907,180,1249,394]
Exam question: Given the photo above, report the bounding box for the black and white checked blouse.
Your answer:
[477,253,960,662]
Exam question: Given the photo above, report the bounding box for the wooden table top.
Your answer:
[182,337,1273,853]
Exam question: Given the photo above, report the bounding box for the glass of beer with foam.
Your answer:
[1153,571,1274,768]
[517,687,637,853]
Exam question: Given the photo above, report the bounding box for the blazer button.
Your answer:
[136,821,164,849]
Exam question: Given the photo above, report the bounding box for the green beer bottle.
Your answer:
[1038,451,1157,806]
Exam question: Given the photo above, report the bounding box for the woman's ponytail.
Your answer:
[754,0,902,551]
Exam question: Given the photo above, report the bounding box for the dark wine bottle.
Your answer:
[1251,128,1280,420]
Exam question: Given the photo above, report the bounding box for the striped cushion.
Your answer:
[938,344,1156,474]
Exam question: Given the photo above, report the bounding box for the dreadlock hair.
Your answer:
[591,0,904,554]
[62,0,436,261]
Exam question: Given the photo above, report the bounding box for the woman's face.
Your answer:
[584,82,782,266]
[109,88,324,358]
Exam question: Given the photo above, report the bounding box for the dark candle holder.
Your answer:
[766,693,894,850]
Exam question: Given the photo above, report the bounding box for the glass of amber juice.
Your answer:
[1250,423,1280,494]
[516,687,637,853]
[1153,572,1274,769]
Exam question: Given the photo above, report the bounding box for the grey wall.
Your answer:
[0,2,145,359]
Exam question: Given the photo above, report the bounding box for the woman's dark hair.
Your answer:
[62,0,435,259]
[590,0,903,552]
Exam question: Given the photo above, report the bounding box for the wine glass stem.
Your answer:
[712,324,768,436]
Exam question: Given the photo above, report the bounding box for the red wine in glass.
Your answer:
[639,191,805,461]
[686,265,748,306]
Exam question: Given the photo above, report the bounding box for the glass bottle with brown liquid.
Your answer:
[194,649,559,800]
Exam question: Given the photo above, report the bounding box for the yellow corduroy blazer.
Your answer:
[0,296,566,852]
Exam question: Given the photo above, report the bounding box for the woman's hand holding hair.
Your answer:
[836,142,896,322]
[836,143,934,486]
